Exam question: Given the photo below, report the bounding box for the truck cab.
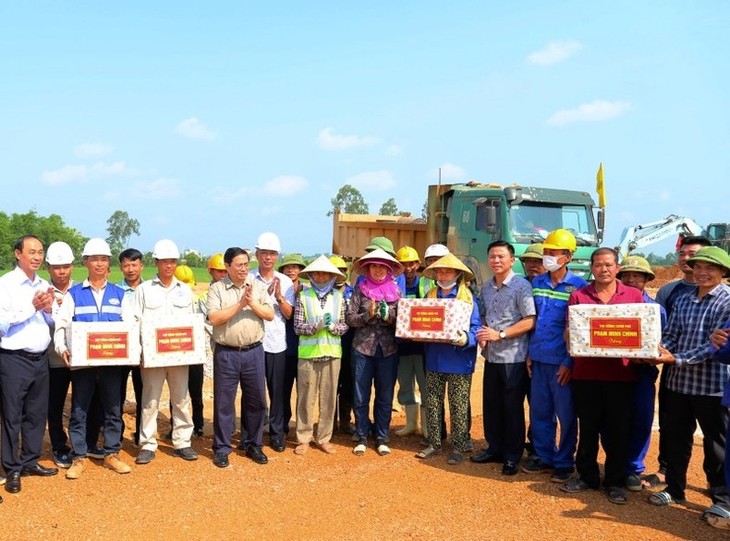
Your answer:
[427,182,601,286]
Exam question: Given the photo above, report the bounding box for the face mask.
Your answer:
[437,278,459,290]
[542,255,563,272]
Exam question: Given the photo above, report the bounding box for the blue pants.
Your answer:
[352,349,398,442]
[529,361,577,469]
[69,366,123,458]
[213,345,267,454]
[626,367,658,475]
[48,366,103,453]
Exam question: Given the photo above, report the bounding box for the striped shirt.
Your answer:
[662,283,730,396]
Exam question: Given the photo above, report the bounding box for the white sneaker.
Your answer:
[377,444,391,456]
[353,443,367,456]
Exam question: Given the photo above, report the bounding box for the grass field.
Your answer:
[36,265,217,286]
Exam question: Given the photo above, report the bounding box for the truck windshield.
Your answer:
[509,203,598,246]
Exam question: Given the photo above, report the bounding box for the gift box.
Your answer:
[141,313,206,367]
[568,303,661,358]
[70,321,141,367]
[396,297,472,343]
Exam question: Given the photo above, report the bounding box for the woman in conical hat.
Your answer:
[415,253,481,465]
[346,248,403,457]
[292,255,348,456]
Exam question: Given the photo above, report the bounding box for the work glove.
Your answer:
[323,313,332,327]
[315,316,327,331]
[379,300,388,320]
[451,331,468,347]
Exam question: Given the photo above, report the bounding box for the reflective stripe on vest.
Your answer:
[298,288,342,359]
[69,283,125,322]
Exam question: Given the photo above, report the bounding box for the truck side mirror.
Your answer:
[485,205,497,234]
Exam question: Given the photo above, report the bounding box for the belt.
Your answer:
[0,348,47,361]
[215,341,262,353]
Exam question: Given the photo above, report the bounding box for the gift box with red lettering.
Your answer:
[568,303,661,358]
[141,313,206,367]
[70,321,141,367]
[395,297,472,343]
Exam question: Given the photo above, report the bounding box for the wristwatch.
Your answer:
[499,330,507,340]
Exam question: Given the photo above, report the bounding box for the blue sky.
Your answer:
[2,2,728,258]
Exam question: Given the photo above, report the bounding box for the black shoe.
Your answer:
[5,472,21,493]
[271,440,285,453]
[173,447,199,461]
[502,461,519,476]
[213,452,229,468]
[193,428,204,437]
[470,449,503,464]
[246,445,268,465]
[21,464,59,477]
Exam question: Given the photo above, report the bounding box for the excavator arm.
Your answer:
[614,214,705,259]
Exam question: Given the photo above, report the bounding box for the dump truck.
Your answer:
[332,181,603,287]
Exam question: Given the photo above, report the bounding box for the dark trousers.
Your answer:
[656,366,670,471]
[120,365,143,443]
[483,362,529,462]
[213,345,267,454]
[573,379,634,488]
[0,351,49,474]
[352,348,398,442]
[283,353,298,434]
[69,366,124,457]
[663,388,729,506]
[626,366,659,475]
[335,346,354,429]
[48,366,103,453]
[263,350,286,443]
[168,364,204,432]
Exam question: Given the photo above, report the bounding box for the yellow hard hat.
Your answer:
[174,264,195,285]
[207,253,225,271]
[396,245,420,263]
[543,229,577,252]
[328,255,348,271]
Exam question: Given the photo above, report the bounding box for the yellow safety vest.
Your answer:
[298,288,343,359]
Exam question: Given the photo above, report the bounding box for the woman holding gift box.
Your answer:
[415,253,481,465]
[346,248,403,457]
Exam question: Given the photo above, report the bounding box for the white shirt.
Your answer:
[250,269,294,354]
[0,267,53,353]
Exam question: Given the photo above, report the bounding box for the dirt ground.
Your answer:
[2,357,722,541]
[3,265,721,540]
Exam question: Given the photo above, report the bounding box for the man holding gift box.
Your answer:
[560,247,644,505]
[648,246,730,523]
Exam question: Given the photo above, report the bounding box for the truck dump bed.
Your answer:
[332,212,427,259]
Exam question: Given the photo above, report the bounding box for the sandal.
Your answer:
[447,451,464,465]
[640,473,663,488]
[702,504,730,526]
[607,486,629,505]
[318,442,336,454]
[560,478,592,493]
[647,490,684,507]
[415,446,442,459]
[294,443,309,455]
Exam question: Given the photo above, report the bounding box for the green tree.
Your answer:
[379,198,398,216]
[106,210,141,255]
[421,199,428,220]
[327,184,369,216]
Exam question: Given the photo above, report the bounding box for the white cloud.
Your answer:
[344,170,396,190]
[176,117,216,140]
[430,163,466,181]
[133,178,181,199]
[263,175,309,196]
[547,100,631,126]
[317,127,379,151]
[74,143,113,158]
[41,161,137,185]
[385,144,403,157]
[528,40,583,65]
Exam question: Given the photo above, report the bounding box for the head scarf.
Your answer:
[358,265,401,302]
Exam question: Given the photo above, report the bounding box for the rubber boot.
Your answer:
[395,404,419,436]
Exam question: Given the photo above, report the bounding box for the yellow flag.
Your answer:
[596,162,606,207]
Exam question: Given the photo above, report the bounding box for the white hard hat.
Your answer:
[424,243,449,259]
[82,238,112,257]
[46,241,74,265]
[152,239,180,259]
[255,232,281,252]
